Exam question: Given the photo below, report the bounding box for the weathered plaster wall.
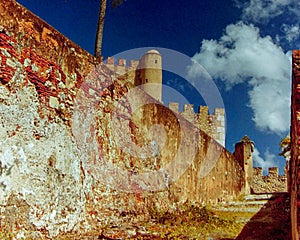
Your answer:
[74,68,245,202]
[0,1,96,237]
[0,0,246,238]
[113,91,245,203]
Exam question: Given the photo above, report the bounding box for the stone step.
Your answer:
[214,193,289,213]
[216,193,288,213]
[243,192,288,201]
[228,200,268,206]
[215,206,263,213]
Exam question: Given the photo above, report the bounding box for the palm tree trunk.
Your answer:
[95,0,107,60]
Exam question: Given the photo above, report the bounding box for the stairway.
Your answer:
[213,192,290,239]
[216,192,289,212]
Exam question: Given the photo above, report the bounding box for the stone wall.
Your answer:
[290,50,300,240]
[252,167,287,193]
[104,58,226,148]
[0,0,245,238]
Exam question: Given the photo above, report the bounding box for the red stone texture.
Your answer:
[0,0,96,93]
[0,31,71,108]
[0,33,18,85]
[290,50,300,240]
[0,0,103,126]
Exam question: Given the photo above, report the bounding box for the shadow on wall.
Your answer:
[220,193,290,240]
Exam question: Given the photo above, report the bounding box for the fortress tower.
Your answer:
[104,50,225,146]
[234,135,254,194]
[135,49,162,102]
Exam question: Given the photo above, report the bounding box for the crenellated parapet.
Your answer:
[104,56,139,77]
[103,54,226,146]
[168,102,225,146]
[102,55,225,146]
[252,167,287,193]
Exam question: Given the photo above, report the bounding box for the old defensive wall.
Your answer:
[0,0,288,238]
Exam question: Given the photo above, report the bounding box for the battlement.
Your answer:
[252,167,287,193]
[104,57,139,76]
[106,57,139,68]
[168,102,225,146]
[253,167,263,177]
[102,56,225,145]
[253,167,282,177]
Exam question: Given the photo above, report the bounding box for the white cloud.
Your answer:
[235,0,293,24]
[248,79,290,133]
[253,147,276,174]
[289,1,300,18]
[189,22,291,134]
[234,0,300,49]
[280,24,300,43]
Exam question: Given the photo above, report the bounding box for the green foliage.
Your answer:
[147,202,244,239]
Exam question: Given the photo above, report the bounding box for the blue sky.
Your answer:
[17,0,300,174]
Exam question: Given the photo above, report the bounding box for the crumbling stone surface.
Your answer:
[0,84,87,237]
[0,0,247,238]
[252,167,287,193]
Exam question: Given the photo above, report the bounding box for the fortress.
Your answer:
[103,49,226,146]
[0,0,293,238]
